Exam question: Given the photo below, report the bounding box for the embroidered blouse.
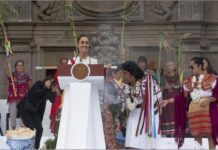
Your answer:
[120,76,162,111]
[7,71,31,102]
[183,74,216,101]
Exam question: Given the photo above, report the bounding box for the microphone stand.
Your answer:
[88,46,91,64]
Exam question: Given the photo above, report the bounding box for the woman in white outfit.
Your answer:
[120,61,162,149]
[68,34,98,65]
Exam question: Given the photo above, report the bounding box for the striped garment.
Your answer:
[188,100,212,136]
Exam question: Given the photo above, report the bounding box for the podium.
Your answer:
[56,64,106,149]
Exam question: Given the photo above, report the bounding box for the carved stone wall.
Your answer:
[144,1,178,21]
[7,1,32,22]
[32,1,66,22]
[178,1,203,20]
[203,1,218,21]
[90,25,121,64]
[72,1,142,20]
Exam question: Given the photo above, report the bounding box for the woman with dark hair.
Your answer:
[160,57,218,149]
[120,61,162,149]
[5,60,31,129]
[17,77,55,149]
[68,34,98,64]
[137,56,152,76]
[202,57,218,75]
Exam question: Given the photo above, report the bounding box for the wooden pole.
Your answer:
[7,61,17,97]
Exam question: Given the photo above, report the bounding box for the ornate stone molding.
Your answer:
[144,1,178,21]
[6,1,32,22]
[178,1,203,20]
[72,1,140,19]
[33,1,66,22]
[90,25,121,64]
[200,39,210,50]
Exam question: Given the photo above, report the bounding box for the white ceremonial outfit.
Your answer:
[121,77,162,149]
[68,56,98,64]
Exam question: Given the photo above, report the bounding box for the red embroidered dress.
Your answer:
[7,71,31,102]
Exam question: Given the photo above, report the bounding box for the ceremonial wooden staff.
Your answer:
[7,55,17,97]
[1,1,21,97]
[1,20,17,97]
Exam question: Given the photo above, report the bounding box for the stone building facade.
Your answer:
[0,1,218,98]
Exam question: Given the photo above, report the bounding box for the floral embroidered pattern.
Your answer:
[191,74,204,89]
[184,74,216,91]
[123,81,141,111]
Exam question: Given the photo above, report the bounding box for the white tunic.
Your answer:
[120,77,162,149]
[125,108,160,149]
[68,56,98,64]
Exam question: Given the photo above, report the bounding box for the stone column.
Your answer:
[7,1,32,22]
[178,1,203,21]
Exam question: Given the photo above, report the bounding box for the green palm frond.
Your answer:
[179,70,184,85]
[56,30,71,42]
[0,1,18,56]
[180,33,192,40]
[158,31,192,85]
[56,1,77,56]
[120,14,129,22]
[120,0,128,63]
[0,1,18,19]
[159,31,171,52]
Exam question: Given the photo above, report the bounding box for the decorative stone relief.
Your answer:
[90,25,121,64]
[33,1,66,22]
[6,1,32,22]
[178,1,203,20]
[200,39,210,50]
[72,1,142,20]
[144,1,177,21]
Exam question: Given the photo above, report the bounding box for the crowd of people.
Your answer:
[2,34,218,149]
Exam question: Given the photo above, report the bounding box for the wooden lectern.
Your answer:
[56,64,106,149]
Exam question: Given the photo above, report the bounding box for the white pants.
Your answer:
[125,108,160,149]
[8,101,23,129]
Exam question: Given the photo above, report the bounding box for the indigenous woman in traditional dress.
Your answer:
[161,61,181,137]
[120,61,162,149]
[160,57,218,149]
[5,60,31,129]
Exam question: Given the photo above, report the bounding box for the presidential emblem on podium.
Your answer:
[71,63,90,81]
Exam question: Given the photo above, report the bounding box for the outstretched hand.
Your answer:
[104,63,112,69]
[159,100,168,107]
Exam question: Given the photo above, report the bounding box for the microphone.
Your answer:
[88,46,91,64]
[36,66,57,70]
[110,66,118,69]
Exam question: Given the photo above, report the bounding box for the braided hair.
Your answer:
[121,61,145,80]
